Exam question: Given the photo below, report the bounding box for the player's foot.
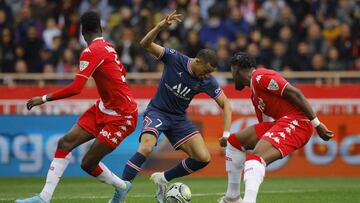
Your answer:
[108,181,132,203]
[217,195,243,203]
[15,195,49,203]
[150,172,168,203]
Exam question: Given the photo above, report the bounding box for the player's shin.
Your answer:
[164,158,209,181]
[90,162,126,189]
[122,152,147,181]
[40,149,72,202]
[243,154,266,203]
[225,136,246,200]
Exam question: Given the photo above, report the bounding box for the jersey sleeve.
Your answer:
[158,47,179,64]
[76,48,104,79]
[203,76,223,99]
[256,73,289,96]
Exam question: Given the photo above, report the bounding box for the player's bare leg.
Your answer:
[79,139,130,203]
[15,124,94,203]
[242,139,282,203]
[219,126,260,203]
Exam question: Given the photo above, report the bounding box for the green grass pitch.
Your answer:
[1,177,360,203]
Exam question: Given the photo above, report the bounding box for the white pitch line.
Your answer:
[0,189,321,201]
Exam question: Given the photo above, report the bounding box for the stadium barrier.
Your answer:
[0,84,359,177]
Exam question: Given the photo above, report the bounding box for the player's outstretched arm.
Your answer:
[139,10,181,58]
[26,76,87,110]
[215,92,233,147]
[282,84,334,141]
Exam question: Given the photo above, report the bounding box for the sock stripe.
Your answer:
[54,149,70,158]
[90,164,103,177]
[246,154,266,166]
[182,160,193,173]
[228,134,245,151]
[127,161,141,172]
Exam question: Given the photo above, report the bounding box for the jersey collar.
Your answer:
[92,37,104,42]
[187,58,194,76]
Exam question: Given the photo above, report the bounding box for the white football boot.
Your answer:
[150,172,168,203]
[217,195,243,203]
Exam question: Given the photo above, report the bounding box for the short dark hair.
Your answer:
[80,11,101,34]
[231,52,256,70]
[196,49,217,67]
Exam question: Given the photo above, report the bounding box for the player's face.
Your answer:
[231,65,246,90]
[194,61,215,79]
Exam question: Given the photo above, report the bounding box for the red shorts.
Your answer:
[77,103,138,149]
[254,116,314,157]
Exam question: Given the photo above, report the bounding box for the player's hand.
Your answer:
[316,123,334,141]
[157,10,182,29]
[219,137,228,148]
[26,96,44,110]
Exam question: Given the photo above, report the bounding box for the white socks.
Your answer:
[40,152,72,201]
[95,162,126,189]
[225,142,246,199]
[243,156,266,203]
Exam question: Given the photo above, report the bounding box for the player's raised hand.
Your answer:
[316,123,334,141]
[219,137,228,148]
[26,96,45,110]
[157,10,182,29]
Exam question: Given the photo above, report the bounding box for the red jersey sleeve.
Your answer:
[256,73,289,96]
[76,47,105,79]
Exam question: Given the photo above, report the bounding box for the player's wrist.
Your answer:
[222,131,230,138]
[41,95,48,103]
[311,117,321,127]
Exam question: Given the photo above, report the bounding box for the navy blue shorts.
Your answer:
[140,108,199,149]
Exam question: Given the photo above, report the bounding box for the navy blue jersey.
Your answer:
[148,48,222,115]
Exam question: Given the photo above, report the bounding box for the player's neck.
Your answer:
[85,33,102,44]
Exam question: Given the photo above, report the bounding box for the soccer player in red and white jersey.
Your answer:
[218,52,334,203]
[16,11,137,203]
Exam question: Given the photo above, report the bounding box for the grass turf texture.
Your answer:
[1,177,359,203]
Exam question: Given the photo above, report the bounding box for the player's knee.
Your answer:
[194,151,211,163]
[138,135,156,156]
[57,136,73,151]
[80,157,97,173]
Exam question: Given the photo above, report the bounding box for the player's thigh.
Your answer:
[81,138,114,172]
[235,125,260,150]
[252,139,282,165]
[179,134,210,162]
[57,124,94,151]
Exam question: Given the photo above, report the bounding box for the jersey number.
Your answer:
[114,54,120,65]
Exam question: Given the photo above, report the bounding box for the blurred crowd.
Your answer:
[1,0,360,77]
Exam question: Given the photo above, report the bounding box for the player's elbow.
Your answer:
[139,39,149,49]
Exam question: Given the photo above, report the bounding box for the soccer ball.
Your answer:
[165,182,192,203]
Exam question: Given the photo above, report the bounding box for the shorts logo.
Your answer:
[215,88,221,95]
[256,75,262,83]
[169,49,176,54]
[115,131,122,137]
[267,79,279,91]
[100,129,111,139]
[79,60,89,71]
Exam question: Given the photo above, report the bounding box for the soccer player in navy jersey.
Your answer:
[117,11,233,203]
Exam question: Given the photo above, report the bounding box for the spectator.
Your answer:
[311,53,327,71]
[22,25,44,73]
[292,41,312,71]
[56,48,76,73]
[183,4,202,32]
[42,18,61,49]
[270,41,290,71]
[14,5,43,44]
[184,30,204,58]
[258,36,272,67]
[306,23,329,56]
[335,23,357,65]
[278,26,297,61]
[327,46,346,70]
[115,27,138,71]
[217,46,231,72]
[224,6,250,41]
[14,59,27,73]
[199,5,228,48]
[0,27,16,72]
